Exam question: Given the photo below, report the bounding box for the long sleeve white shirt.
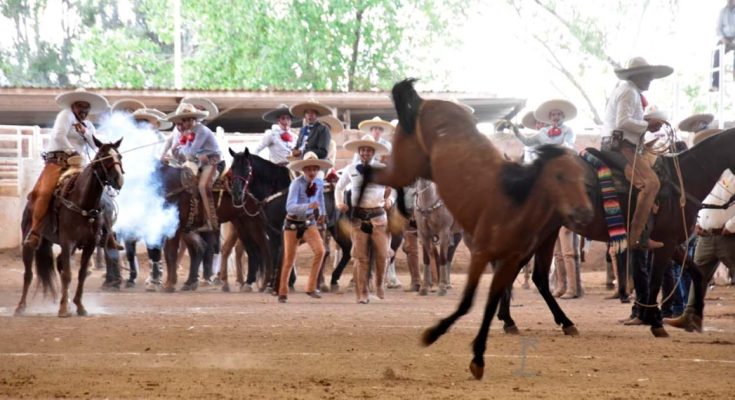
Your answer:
[602,80,648,144]
[45,109,98,164]
[254,125,296,164]
[697,169,735,233]
[335,160,395,209]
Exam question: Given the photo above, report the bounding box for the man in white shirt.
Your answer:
[335,135,395,304]
[255,104,299,165]
[712,0,735,91]
[601,57,672,249]
[24,88,109,249]
[354,116,393,163]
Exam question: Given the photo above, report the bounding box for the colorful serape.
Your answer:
[579,150,627,253]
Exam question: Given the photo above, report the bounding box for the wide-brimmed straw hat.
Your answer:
[55,88,109,114]
[263,104,300,124]
[692,128,724,146]
[643,105,669,121]
[358,116,394,135]
[182,97,218,120]
[343,134,390,155]
[521,111,540,129]
[678,113,714,133]
[146,108,173,130]
[534,99,577,124]
[318,115,344,133]
[132,109,162,127]
[166,103,209,123]
[290,99,332,118]
[614,57,673,80]
[287,151,332,172]
[111,98,146,114]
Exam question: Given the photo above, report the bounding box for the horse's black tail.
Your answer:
[391,78,423,134]
[34,242,57,298]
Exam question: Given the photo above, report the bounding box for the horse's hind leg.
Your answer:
[419,244,432,296]
[437,235,451,296]
[497,285,519,334]
[57,244,73,318]
[73,246,95,316]
[532,231,578,335]
[218,228,238,292]
[15,244,37,316]
[423,250,490,347]
[162,234,181,292]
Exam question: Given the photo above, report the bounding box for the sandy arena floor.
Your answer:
[0,246,733,399]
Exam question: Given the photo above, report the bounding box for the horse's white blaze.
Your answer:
[111,148,124,187]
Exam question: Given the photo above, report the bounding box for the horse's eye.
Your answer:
[556,172,565,182]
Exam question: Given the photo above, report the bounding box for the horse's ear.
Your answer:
[229,147,236,157]
[244,147,250,156]
[92,135,103,148]
[113,138,123,148]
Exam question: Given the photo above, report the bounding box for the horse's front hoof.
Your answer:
[418,288,428,296]
[504,324,520,335]
[651,326,669,338]
[221,284,230,293]
[162,285,176,293]
[437,288,447,296]
[76,307,88,317]
[240,283,253,293]
[13,307,25,317]
[181,282,198,292]
[421,327,440,346]
[469,360,485,380]
[58,310,72,318]
[563,325,579,336]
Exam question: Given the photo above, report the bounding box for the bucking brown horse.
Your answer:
[360,79,593,379]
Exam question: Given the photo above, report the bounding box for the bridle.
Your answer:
[90,147,125,189]
[230,158,253,209]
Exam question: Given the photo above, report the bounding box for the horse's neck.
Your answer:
[416,181,439,207]
[71,165,104,209]
[671,149,729,200]
[252,160,291,198]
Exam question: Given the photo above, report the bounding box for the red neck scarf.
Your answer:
[305,181,317,197]
[178,131,195,145]
[547,125,562,137]
[640,93,648,112]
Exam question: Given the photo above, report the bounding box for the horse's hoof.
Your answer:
[124,280,135,289]
[162,286,176,293]
[563,325,580,336]
[320,283,330,293]
[651,327,670,338]
[438,288,447,296]
[221,284,230,293]
[469,360,485,380]
[504,325,520,335]
[76,308,88,317]
[421,327,440,346]
[240,283,253,293]
[13,307,25,317]
[418,288,428,296]
[58,310,71,318]
[181,282,197,292]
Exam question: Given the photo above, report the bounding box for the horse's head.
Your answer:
[534,147,593,229]
[92,135,125,190]
[228,147,253,207]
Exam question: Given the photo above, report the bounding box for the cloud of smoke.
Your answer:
[97,112,178,245]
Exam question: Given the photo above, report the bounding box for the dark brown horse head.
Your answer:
[91,135,124,190]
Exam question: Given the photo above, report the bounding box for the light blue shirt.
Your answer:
[181,123,221,158]
[718,6,735,38]
[285,175,326,219]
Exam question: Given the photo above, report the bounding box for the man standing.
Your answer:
[255,104,299,165]
[335,135,394,304]
[601,57,672,250]
[290,99,332,160]
[712,0,735,91]
[355,116,393,163]
[23,88,109,248]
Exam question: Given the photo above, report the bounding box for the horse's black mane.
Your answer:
[500,144,568,205]
[392,78,422,135]
[238,151,291,199]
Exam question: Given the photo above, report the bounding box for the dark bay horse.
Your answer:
[16,137,124,317]
[362,79,593,379]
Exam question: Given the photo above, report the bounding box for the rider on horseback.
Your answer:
[601,57,673,249]
[165,103,222,232]
[23,88,110,249]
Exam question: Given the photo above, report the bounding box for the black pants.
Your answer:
[616,249,650,318]
[124,239,162,281]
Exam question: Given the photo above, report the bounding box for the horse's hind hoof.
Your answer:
[58,311,71,318]
[469,360,485,380]
[437,288,447,296]
[240,283,253,293]
[221,284,230,293]
[504,325,520,335]
[651,327,669,338]
[13,307,25,317]
[421,327,441,346]
[418,288,428,296]
[563,325,579,336]
[181,282,198,292]
[162,286,176,293]
[76,308,88,317]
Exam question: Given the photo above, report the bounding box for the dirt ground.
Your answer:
[0,244,733,400]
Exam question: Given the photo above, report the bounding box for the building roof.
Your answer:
[0,87,525,132]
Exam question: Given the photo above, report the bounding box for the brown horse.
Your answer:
[362,79,593,379]
[16,137,124,317]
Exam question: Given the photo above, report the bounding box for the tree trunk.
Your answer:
[347,8,364,92]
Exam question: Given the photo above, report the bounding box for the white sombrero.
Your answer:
[450,99,475,114]
[263,104,300,124]
[55,88,109,114]
[678,113,714,133]
[614,57,673,80]
[132,109,162,127]
[146,108,173,130]
[692,128,724,146]
[111,98,146,113]
[521,110,540,130]
[166,102,209,123]
[287,151,332,172]
[534,99,577,124]
[358,116,394,135]
[343,134,390,155]
[318,115,344,134]
[182,97,218,120]
[643,105,669,121]
[290,99,332,118]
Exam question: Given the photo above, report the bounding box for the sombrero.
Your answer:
[358,116,394,135]
[451,99,475,114]
[166,102,209,123]
[111,98,146,113]
[534,99,577,124]
[55,88,109,114]
[290,99,332,118]
[318,115,344,134]
[521,110,540,130]
[692,128,724,146]
[643,105,668,122]
[263,104,300,124]
[182,97,218,120]
[132,109,162,128]
[146,108,173,130]
[678,113,714,133]
[287,151,332,172]
[614,57,673,80]
[343,134,390,155]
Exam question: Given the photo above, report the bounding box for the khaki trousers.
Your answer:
[402,221,420,287]
[553,227,577,295]
[351,219,390,302]
[620,144,660,245]
[29,163,64,235]
[278,226,325,297]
